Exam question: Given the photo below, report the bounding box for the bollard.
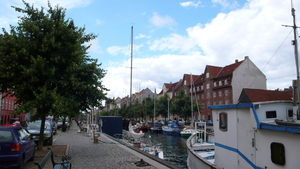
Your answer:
[93,132,100,143]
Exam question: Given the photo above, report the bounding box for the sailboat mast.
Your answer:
[190,73,193,120]
[291,7,300,118]
[283,2,300,119]
[130,26,133,119]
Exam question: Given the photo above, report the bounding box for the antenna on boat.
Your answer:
[129,26,133,119]
[282,0,300,119]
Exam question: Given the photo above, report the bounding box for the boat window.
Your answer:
[287,109,293,118]
[219,112,227,131]
[270,142,285,165]
[266,111,277,118]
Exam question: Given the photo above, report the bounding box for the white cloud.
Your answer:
[186,0,299,90]
[149,12,177,29]
[106,44,144,56]
[180,1,201,8]
[135,34,151,39]
[212,0,239,9]
[0,0,92,30]
[105,0,300,99]
[103,52,206,98]
[87,39,103,54]
[148,34,198,53]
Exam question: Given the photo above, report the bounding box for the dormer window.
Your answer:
[184,80,186,85]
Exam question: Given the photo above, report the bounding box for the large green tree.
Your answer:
[171,88,193,120]
[0,1,108,149]
[156,93,170,120]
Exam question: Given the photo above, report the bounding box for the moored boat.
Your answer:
[162,121,181,135]
[150,122,162,133]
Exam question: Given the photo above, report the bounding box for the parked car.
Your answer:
[51,121,58,134]
[178,119,185,126]
[27,120,54,145]
[57,119,70,129]
[0,126,36,169]
[4,118,21,127]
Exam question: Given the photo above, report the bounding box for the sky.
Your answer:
[1,0,300,100]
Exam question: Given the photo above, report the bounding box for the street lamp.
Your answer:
[167,98,170,121]
[0,93,2,126]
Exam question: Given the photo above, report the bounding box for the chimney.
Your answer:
[235,59,238,63]
[245,56,249,60]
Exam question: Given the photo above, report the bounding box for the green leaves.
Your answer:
[0,1,108,118]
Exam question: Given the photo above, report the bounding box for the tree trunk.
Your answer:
[36,113,46,150]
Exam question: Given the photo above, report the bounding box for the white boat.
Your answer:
[180,121,199,138]
[187,5,300,169]
[162,121,181,135]
[128,121,144,139]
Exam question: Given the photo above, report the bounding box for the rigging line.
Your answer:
[237,29,293,105]
[248,29,293,89]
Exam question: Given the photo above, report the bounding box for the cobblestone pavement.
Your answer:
[24,121,175,169]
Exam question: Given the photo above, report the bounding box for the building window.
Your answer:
[225,90,229,96]
[201,94,204,99]
[201,86,203,90]
[225,100,229,105]
[207,93,210,99]
[219,112,227,131]
[266,111,277,118]
[206,72,209,78]
[214,82,218,87]
[206,83,210,89]
[270,142,285,165]
[218,91,222,97]
[213,92,216,97]
[219,101,223,105]
[184,80,186,85]
[219,81,222,86]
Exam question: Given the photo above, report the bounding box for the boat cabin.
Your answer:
[208,88,300,169]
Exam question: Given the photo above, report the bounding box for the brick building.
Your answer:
[159,56,266,121]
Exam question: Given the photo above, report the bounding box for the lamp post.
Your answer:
[0,93,2,126]
[167,98,170,121]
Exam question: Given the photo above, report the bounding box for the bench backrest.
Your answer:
[34,150,52,169]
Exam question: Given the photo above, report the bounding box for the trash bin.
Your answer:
[62,125,67,132]
[94,132,100,143]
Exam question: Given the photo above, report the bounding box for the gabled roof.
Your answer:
[239,88,293,103]
[183,74,198,85]
[216,60,243,78]
[167,81,180,92]
[206,65,222,78]
[193,73,204,85]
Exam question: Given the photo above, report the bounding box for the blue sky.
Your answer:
[1,0,300,99]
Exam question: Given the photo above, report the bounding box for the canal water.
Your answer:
[145,132,188,169]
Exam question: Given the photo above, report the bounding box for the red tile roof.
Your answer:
[206,65,222,78]
[241,88,293,103]
[216,60,243,78]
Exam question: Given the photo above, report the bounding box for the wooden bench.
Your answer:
[34,148,72,169]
